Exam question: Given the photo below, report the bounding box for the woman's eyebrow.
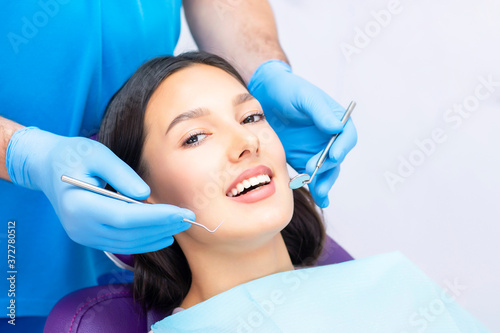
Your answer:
[165,107,209,135]
[165,93,255,135]
[233,92,256,106]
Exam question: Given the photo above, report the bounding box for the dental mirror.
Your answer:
[289,174,311,190]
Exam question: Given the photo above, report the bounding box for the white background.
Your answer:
[175,1,499,331]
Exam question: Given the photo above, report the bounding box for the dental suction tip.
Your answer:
[289,174,310,189]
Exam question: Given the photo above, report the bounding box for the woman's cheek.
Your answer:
[267,132,287,164]
[179,159,219,211]
[148,154,194,206]
[260,123,284,152]
[257,124,280,149]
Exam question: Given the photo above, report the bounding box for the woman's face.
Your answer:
[142,64,293,250]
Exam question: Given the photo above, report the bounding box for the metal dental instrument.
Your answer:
[289,101,356,190]
[61,175,224,233]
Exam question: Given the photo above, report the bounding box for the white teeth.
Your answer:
[249,177,259,186]
[227,174,272,197]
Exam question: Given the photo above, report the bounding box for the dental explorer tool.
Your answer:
[289,101,356,190]
[60,175,224,233]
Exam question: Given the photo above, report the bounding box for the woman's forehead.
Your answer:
[146,64,249,121]
[163,64,244,94]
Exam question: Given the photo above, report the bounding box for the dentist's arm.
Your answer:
[183,0,288,83]
[0,116,23,181]
[2,115,193,254]
[184,0,358,207]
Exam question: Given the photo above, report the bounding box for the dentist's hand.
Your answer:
[6,127,193,254]
[248,60,357,208]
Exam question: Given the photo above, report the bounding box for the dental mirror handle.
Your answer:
[310,101,356,180]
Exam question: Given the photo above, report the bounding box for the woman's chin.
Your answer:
[220,207,292,239]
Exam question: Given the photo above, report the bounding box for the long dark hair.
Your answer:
[99,51,325,313]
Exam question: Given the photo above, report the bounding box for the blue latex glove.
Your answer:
[248,60,357,208]
[6,127,193,254]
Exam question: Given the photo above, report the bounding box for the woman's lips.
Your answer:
[226,165,273,196]
[227,178,276,203]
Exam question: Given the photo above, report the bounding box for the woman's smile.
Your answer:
[225,164,275,203]
[227,178,276,203]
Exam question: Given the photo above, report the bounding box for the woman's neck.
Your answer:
[179,234,293,309]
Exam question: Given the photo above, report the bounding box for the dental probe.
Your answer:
[289,101,356,190]
[60,175,224,233]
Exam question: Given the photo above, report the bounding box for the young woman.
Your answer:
[99,52,488,332]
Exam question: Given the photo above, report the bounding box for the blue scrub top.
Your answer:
[0,0,182,317]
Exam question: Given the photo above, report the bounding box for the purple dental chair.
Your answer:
[44,237,353,333]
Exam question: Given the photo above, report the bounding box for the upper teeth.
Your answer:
[227,174,271,197]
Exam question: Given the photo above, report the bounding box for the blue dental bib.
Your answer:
[152,252,489,333]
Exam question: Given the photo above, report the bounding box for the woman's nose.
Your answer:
[228,127,260,162]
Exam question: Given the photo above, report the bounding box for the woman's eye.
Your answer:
[242,113,265,124]
[183,133,208,147]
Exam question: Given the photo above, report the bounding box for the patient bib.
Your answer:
[152,252,489,333]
